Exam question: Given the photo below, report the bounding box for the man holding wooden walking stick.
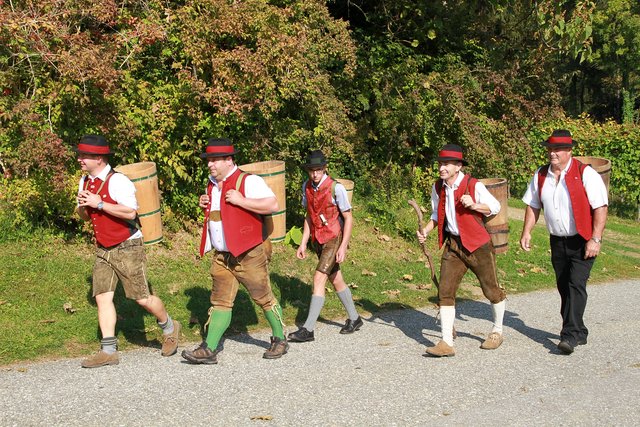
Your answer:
[417,144,506,357]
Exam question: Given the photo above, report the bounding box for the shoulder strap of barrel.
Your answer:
[236,170,266,225]
[435,179,443,194]
[106,168,142,231]
[454,175,486,230]
[236,171,248,192]
[463,175,477,200]
[328,177,345,220]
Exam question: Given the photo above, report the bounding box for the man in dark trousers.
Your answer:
[417,144,506,357]
[181,138,288,364]
[287,150,362,342]
[76,135,180,368]
[520,129,608,354]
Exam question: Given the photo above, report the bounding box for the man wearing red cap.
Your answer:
[75,135,181,368]
[181,138,288,364]
[520,129,608,354]
[417,144,507,357]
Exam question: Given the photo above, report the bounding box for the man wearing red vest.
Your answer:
[520,129,608,355]
[75,135,181,368]
[181,138,288,364]
[287,150,362,343]
[417,144,506,357]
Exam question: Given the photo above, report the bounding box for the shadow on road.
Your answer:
[453,297,560,352]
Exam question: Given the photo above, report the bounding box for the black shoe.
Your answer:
[340,316,363,334]
[288,327,315,342]
[577,337,588,346]
[181,342,219,364]
[557,340,575,354]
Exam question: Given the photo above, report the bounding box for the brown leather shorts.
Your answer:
[92,238,150,300]
[209,241,277,310]
[311,232,342,275]
[438,235,505,306]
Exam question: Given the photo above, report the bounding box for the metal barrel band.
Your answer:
[138,208,161,218]
[128,171,158,183]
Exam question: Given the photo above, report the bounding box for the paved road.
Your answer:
[1,279,639,426]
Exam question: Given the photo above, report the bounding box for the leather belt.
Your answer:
[209,210,221,222]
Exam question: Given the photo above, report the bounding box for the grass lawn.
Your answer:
[1,200,638,365]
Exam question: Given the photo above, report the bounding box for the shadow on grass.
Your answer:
[183,285,210,340]
[84,275,161,349]
[271,273,312,326]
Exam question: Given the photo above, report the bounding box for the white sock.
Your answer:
[440,306,455,346]
[491,300,506,334]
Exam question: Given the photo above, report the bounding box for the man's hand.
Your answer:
[520,233,532,252]
[199,194,210,209]
[296,244,307,260]
[585,239,601,259]
[417,227,429,245]
[224,189,244,206]
[460,194,474,209]
[77,190,102,209]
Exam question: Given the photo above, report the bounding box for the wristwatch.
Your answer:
[591,236,602,244]
[97,201,104,211]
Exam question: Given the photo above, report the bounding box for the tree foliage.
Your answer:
[1,0,638,235]
[1,0,357,230]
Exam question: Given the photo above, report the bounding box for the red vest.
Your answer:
[436,175,491,253]
[537,159,593,241]
[306,177,341,244]
[199,168,264,257]
[84,173,138,248]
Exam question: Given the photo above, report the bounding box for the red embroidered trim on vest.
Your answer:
[436,175,491,253]
[306,177,341,244]
[537,159,593,241]
[85,172,138,248]
[199,169,264,257]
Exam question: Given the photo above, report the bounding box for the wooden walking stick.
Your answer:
[409,199,457,338]
[408,199,439,289]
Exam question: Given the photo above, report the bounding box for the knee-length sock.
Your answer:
[302,295,325,331]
